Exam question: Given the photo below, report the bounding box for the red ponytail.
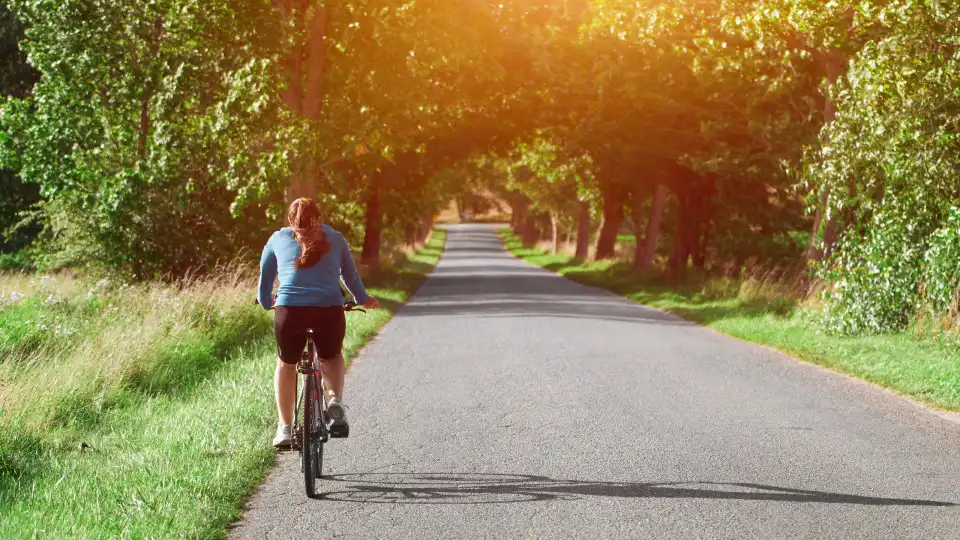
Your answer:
[288,198,330,269]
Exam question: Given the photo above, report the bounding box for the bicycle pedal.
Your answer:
[329,423,349,438]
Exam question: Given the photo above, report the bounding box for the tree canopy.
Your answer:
[0,0,957,333]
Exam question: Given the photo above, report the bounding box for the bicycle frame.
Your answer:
[293,331,329,450]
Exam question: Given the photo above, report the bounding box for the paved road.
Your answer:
[232,224,960,540]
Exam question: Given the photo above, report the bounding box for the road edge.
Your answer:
[493,225,960,428]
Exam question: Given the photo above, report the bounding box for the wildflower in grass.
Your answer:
[87,279,111,299]
[54,323,77,337]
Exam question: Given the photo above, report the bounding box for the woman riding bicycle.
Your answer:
[258,198,379,447]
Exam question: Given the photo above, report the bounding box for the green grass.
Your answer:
[0,230,446,539]
[500,229,960,412]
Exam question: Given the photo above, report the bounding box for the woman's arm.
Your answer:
[338,233,370,306]
[257,236,278,310]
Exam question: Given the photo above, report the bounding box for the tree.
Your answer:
[807,0,960,333]
[1,0,293,277]
[0,3,39,256]
[508,135,595,254]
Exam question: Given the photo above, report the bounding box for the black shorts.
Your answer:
[274,306,346,363]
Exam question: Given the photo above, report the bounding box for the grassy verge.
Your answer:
[0,230,445,539]
[500,229,960,412]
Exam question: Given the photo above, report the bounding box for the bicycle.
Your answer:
[257,298,366,498]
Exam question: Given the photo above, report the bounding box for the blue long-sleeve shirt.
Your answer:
[257,225,369,310]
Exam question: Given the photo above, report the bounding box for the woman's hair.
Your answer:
[288,198,330,269]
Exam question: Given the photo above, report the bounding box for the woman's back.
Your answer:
[258,225,368,309]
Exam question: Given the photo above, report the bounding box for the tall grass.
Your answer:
[526,234,811,312]
[0,230,446,538]
[1,264,265,432]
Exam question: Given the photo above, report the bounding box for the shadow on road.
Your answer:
[401,294,691,325]
[403,264,691,325]
[401,227,693,325]
[318,472,957,507]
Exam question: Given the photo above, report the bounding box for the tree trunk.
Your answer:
[807,52,844,262]
[404,221,417,246]
[636,183,667,274]
[520,207,537,247]
[276,1,328,201]
[361,178,382,265]
[550,212,559,254]
[694,216,710,269]
[806,201,825,261]
[575,202,590,260]
[420,212,434,244]
[276,1,304,200]
[668,234,690,279]
[629,186,648,272]
[594,186,625,260]
[299,6,328,199]
[729,254,745,278]
[686,191,705,271]
[668,190,695,278]
[512,196,529,235]
[822,211,838,258]
[301,6,328,121]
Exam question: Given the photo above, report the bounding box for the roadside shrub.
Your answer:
[806,3,960,334]
[819,209,924,335]
[921,207,960,315]
[0,249,33,271]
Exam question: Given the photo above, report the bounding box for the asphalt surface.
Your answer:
[232,224,960,540]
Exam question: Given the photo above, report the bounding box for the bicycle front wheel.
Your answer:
[313,383,324,480]
[302,371,321,497]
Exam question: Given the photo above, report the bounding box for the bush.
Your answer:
[0,249,33,270]
[921,207,960,315]
[807,3,960,334]
[819,209,924,335]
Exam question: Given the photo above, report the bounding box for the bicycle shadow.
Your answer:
[317,472,957,507]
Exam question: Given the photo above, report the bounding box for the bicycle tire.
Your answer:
[313,376,324,480]
[302,351,318,497]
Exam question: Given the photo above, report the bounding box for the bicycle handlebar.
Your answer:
[254,297,365,313]
[343,301,366,313]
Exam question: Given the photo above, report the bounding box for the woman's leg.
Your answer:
[317,307,348,400]
[319,353,345,399]
[275,357,297,425]
[273,306,304,426]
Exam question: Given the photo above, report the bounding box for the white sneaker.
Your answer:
[273,424,292,448]
[327,397,349,438]
[327,397,346,422]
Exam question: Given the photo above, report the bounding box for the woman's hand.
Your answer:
[363,296,380,309]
